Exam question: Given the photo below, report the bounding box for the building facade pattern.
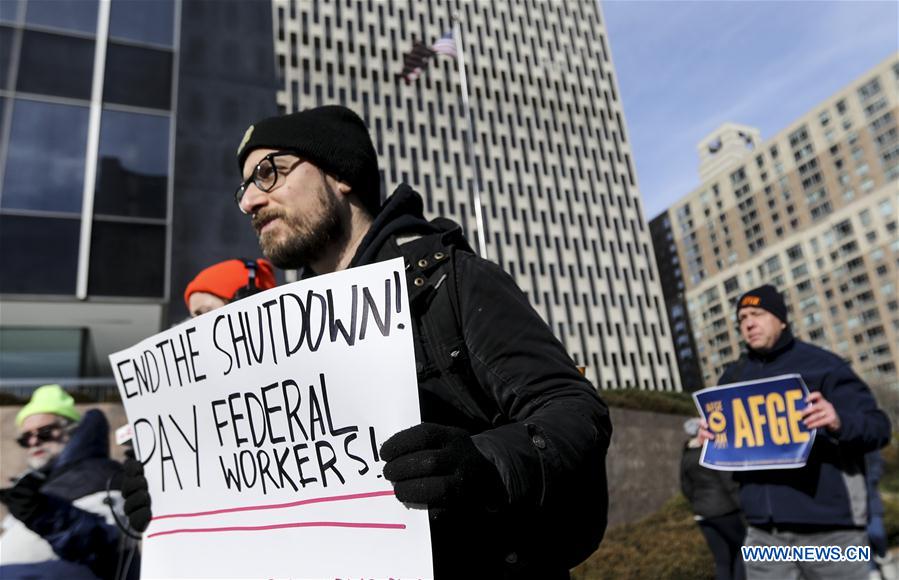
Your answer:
[271,0,680,391]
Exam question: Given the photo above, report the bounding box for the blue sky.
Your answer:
[601,0,899,220]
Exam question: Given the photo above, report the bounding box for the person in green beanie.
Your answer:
[0,385,140,579]
[14,384,81,470]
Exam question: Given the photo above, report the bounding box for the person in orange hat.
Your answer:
[183,258,276,317]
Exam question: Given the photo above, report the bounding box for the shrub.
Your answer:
[572,495,714,580]
[601,388,697,416]
[882,491,899,548]
[880,435,899,494]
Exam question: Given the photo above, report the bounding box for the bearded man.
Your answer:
[124,105,611,578]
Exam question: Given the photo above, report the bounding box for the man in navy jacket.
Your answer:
[0,385,139,579]
[701,284,891,580]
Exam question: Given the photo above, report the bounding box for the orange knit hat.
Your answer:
[183,259,276,308]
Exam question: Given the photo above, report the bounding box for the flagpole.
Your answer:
[452,15,488,259]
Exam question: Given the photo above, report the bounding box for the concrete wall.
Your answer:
[0,404,687,529]
[606,407,689,527]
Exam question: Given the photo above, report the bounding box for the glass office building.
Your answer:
[0,0,278,387]
[1,0,174,298]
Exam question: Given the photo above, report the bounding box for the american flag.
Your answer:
[397,30,457,84]
[430,30,457,59]
[397,40,436,84]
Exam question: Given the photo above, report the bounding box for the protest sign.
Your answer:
[692,374,816,471]
[109,258,433,579]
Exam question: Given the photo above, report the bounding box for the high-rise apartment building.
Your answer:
[649,212,704,391]
[654,55,899,391]
[0,0,278,388]
[271,0,680,391]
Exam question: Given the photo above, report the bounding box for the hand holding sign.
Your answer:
[693,374,816,471]
[697,420,714,443]
[122,455,151,533]
[381,423,507,510]
[802,391,842,432]
[110,259,434,578]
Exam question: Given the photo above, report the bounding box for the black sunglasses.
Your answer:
[16,423,66,448]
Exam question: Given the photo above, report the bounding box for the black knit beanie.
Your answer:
[236,105,381,215]
[736,284,788,323]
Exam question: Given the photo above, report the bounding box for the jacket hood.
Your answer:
[350,183,449,267]
[49,409,110,474]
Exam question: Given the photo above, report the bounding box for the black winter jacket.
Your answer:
[349,185,612,578]
[680,442,741,519]
[0,409,138,580]
[719,330,890,529]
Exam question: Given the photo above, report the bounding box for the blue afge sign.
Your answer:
[693,374,816,471]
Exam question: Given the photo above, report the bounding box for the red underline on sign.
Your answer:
[147,521,406,539]
[152,490,396,521]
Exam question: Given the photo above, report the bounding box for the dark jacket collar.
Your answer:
[350,184,444,267]
[46,409,110,476]
[746,327,795,362]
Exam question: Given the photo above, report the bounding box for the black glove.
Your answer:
[0,471,47,525]
[380,423,507,510]
[122,455,152,533]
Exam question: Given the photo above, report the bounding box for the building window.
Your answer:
[94,109,171,219]
[858,77,882,101]
[24,0,98,33]
[2,99,90,212]
[864,98,887,119]
[109,0,175,46]
[787,244,803,262]
[789,126,809,147]
[17,30,94,100]
[0,29,11,81]
[104,42,174,110]
[88,221,166,297]
[0,215,80,294]
[0,328,87,378]
[792,263,809,279]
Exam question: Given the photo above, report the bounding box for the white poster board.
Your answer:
[109,259,433,579]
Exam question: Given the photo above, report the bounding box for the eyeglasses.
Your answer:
[234,151,304,212]
[16,424,66,448]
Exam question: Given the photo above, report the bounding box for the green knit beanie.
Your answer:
[16,384,81,427]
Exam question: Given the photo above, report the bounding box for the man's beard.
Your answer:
[252,180,345,270]
[27,442,63,470]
